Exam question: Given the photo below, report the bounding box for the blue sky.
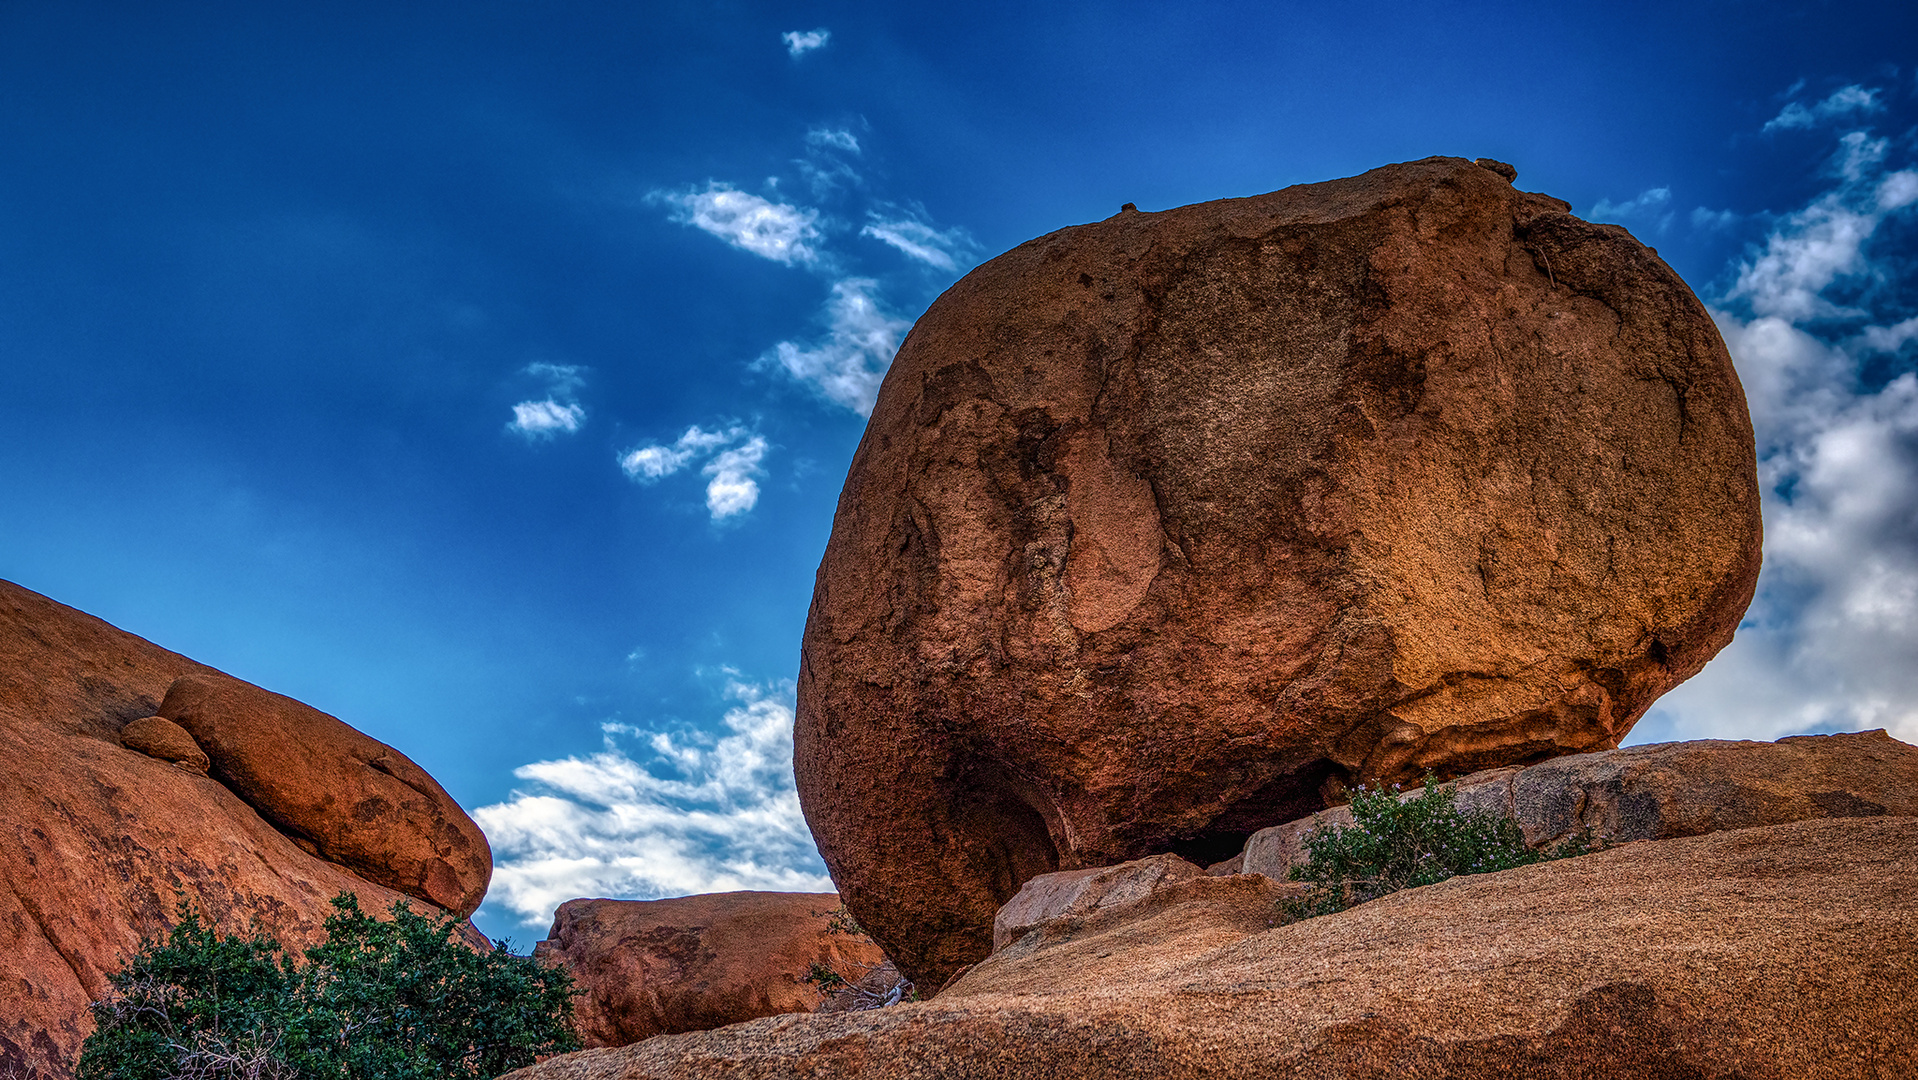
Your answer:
[2,1,1915,940]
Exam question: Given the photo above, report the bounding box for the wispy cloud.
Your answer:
[473,679,833,928]
[1724,133,1912,322]
[509,400,585,438]
[619,424,767,520]
[654,184,822,265]
[508,362,588,440]
[1764,83,1883,132]
[860,210,974,272]
[1639,119,1918,747]
[806,127,861,153]
[763,278,911,414]
[1588,186,1673,233]
[782,28,830,58]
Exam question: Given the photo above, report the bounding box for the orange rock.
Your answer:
[795,157,1762,986]
[117,715,209,774]
[502,817,1918,1079]
[0,579,489,1079]
[532,892,886,1047]
[158,672,491,917]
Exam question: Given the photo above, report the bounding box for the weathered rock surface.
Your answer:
[158,672,491,916]
[1242,728,1918,879]
[117,714,210,774]
[991,852,1203,953]
[0,579,488,1079]
[533,892,886,1048]
[503,816,1918,1079]
[795,156,1764,985]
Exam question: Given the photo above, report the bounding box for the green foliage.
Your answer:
[1285,777,1600,919]
[78,894,578,1080]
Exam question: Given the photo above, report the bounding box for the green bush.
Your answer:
[78,893,578,1080]
[1285,777,1599,919]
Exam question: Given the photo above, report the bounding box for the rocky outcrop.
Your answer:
[0,579,489,1079]
[158,672,491,916]
[533,892,886,1048]
[992,853,1204,953]
[502,816,1918,1079]
[795,156,1764,986]
[1242,728,1918,879]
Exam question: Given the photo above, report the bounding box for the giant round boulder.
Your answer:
[793,157,1763,987]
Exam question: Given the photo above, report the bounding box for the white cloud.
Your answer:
[1588,186,1673,232]
[619,424,769,521]
[702,436,768,518]
[508,399,585,438]
[807,127,861,153]
[1638,119,1918,748]
[1691,206,1739,231]
[618,424,743,481]
[763,278,912,414]
[1721,139,1911,323]
[1764,83,1882,132]
[655,184,822,265]
[473,680,834,928]
[507,363,589,439]
[860,213,973,272]
[782,28,830,57]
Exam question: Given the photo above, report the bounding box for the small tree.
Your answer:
[78,894,577,1080]
[1285,777,1599,919]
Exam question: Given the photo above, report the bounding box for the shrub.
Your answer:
[78,893,578,1080]
[1285,777,1599,919]
[800,906,915,1011]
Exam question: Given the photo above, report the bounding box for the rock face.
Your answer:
[794,156,1764,986]
[991,853,1203,953]
[0,579,490,1079]
[502,816,1918,1080]
[158,672,491,916]
[1243,728,1918,879]
[533,892,886,1048]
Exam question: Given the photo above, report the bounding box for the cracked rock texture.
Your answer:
[534,892,885,1048]
[794,156,1762,987]
[0,579,489,1079]
[502,817,1917,1080]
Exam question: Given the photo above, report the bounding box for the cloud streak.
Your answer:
[655,184,822,265]
[763,278,911,414]
[474,680,833,928]
[860,212,973,272]
[1764,84,1882,132]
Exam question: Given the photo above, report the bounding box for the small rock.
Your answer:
[119,715,209,774]
[1473,157,1518,181]
[992,853,1202,953]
